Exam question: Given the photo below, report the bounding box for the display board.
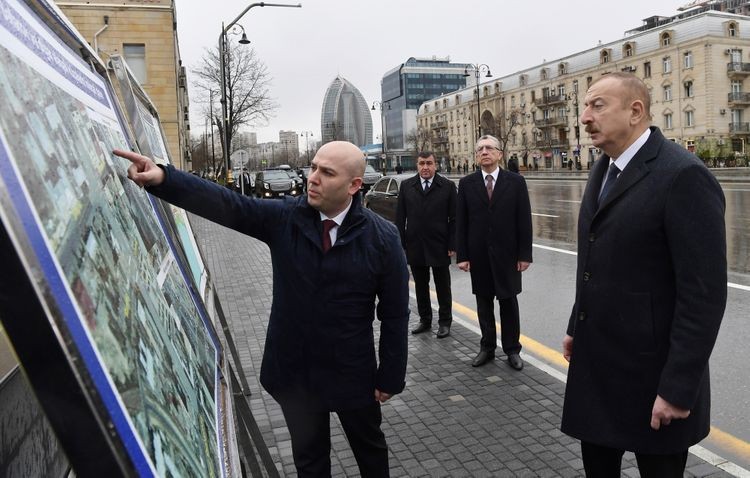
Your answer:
[0,0,225,475]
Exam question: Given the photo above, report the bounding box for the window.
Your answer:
[661,32,672,47]
[123,44,146,83]
[663,85,672,101]
[684,81,694,98]
[644,61,652,78]
[664,113,673,129]
[558,106,566,118]
[683,51,693,69]
[519,75,527,86]
[541,68,548,80]
[624,43,634,57]
[558,84,566,97]
[663,56,672,74]
[520,92,526,107]
[455,95,461,104]
[685,110,694,127]
[729,22,738,37]
[601,50,610,64]
[511,95,516,107]
[731,80,742,94]
[559,62,568,76]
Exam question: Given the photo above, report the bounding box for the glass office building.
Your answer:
[320,76,373,147]
[380,57,469,166]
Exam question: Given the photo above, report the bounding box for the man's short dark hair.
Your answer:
[418,151,434,159]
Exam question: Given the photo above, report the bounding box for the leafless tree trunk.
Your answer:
[191,42,277,161]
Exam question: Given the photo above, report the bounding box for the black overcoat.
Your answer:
[395,173,457,267]
[148,166,410,412]
[455,169,533,298]
[561,127,727,453]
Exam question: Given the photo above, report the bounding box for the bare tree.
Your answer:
[405,127,432,156]
[192,42,277,161]
[496,108,524,159]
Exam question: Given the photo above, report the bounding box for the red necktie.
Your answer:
[322,219,336,253]
[486,175,494,200]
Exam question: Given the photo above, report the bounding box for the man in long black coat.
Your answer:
[456,135,533,370]
[561,72,726,477]
[396,151,457,338]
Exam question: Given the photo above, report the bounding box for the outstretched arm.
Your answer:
[113,149,164,187]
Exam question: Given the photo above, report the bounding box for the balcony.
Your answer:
[727,62,750,78]
[535,139,570,149]
[728,92,750,105]
[432,136,448,145]
[431,121,448,130]
[533,94,566,106]
[534,116,568,128]
[729,122,750,134]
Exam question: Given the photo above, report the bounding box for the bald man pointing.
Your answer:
[115,142,409,477]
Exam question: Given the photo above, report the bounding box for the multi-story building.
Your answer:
[418,3,750,171]
[320,76,373,147]
[380,57,470,169]
[278,130,300,165]
[56,0,191,170]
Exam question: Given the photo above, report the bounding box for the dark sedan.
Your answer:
[363,173,413,222]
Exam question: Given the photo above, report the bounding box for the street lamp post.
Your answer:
[372,100,390,174]
[567,82,582,170]
[300,130,313,165]
[464,63,492,142]
[219,2,302,187]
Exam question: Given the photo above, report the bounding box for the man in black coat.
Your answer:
[396,151,457,339]
[115,141,409,478]
[561,72,726,477]
[456,135,533,370]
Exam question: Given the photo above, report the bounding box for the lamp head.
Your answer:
[239,33,251,45]
[485,69,493,78]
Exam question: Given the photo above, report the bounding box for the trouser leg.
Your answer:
[337,402,389,478]
[432,265,452,327]
[634,449,688,478]
[475,294,497,351]
[410,265,432,324]
[277,396,332,478]
[580,441,624,478]
[498,295,521,355]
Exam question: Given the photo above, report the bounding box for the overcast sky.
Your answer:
[175,0,690,145]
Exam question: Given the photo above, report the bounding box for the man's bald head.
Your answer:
[317,141,366,177]
[307,141,366,217]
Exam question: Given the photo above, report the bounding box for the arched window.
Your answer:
[661,32,672,47]
[558,62,568,76]
[623,43,634,57]
[728,22,738,37]
[600,49,610,64]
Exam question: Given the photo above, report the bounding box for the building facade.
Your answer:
[380,57,470,169]
[320,76,373,147]
[57,0,191,170]
[278,130,300,165]
[418,4,750,171]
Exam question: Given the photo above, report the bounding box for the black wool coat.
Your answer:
[561,127,727,453]
[455,169,533,298]
[395,173,457,267]
[148,166,410,412]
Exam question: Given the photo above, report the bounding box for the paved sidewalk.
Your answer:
[189,214,735,477]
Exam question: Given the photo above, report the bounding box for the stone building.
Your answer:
[57,0,191,170]
[418,4,750,171]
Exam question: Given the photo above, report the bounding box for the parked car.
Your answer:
[297,166,311,191]
[360,164,383,194]
[363,173,412,222]
[254,169,303,198]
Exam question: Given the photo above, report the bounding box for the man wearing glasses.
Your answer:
[456,135,533,369]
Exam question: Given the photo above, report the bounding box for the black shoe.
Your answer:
[437,325,451,339]
[508,353,524,371]
[471,350,495,367]
[436,325,451,339]
[411,322,431,335]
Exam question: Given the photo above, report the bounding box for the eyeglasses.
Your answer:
[475,145,499,153]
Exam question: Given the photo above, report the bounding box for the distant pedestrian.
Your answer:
[456,135,533,370]
[561,72,726,477]
[395,163,403,174]
[396,151,457,339]
[507,157,519,173]
[115,141,410,478]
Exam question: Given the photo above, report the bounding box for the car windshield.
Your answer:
[365,165,378,174]
[263,170,289,180]
[285,170,300,179]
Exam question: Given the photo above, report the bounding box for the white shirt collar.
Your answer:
[319,197,352,226]
[483,167,499,182]
[611,128,651,172]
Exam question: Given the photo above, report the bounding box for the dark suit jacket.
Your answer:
[395,173,457,267]
[561,127,727,453]
[455,168,533,298]
[148,166,410,412]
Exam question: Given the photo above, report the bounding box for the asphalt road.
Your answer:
[445,177,750,472]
